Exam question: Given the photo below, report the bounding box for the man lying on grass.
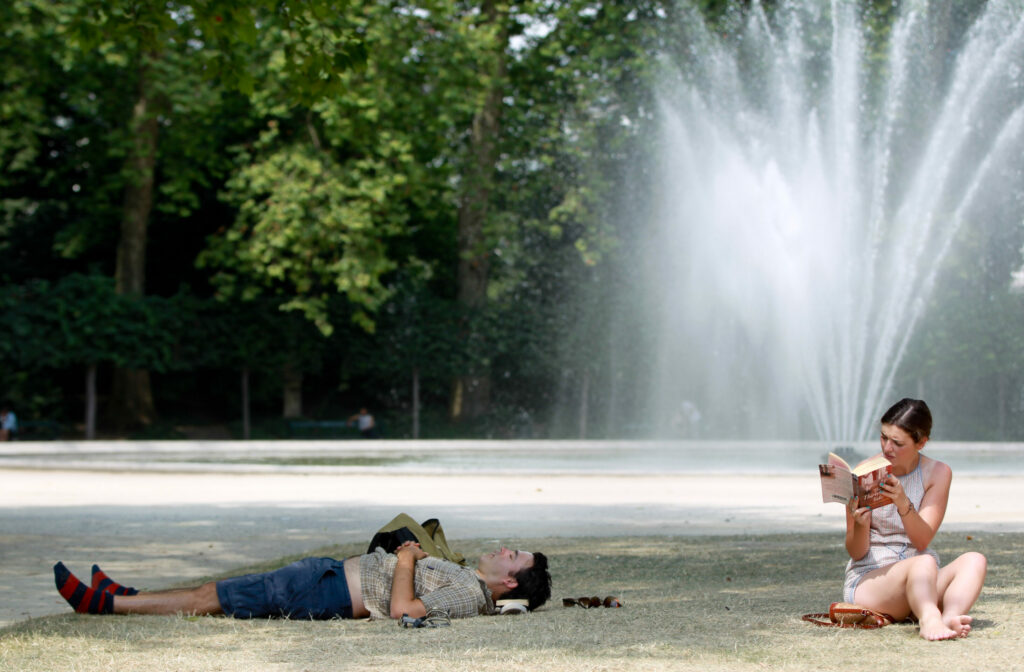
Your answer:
[54,541,550,621]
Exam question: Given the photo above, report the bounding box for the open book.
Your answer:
[818,452,893,508]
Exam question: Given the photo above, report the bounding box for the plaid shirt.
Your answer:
[359,547,494,619]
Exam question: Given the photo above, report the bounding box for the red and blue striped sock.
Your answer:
[91,564,138,596]
[54,562,113,614]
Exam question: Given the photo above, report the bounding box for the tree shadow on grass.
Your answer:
[6,533,1023,672]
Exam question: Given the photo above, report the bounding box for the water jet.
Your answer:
[646,0,1024,441]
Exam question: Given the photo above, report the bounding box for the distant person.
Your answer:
[841,398,987,640]
[0,402,17,441]
[349,407,378,438]
[54,541,550,621]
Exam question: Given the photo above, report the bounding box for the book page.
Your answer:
[827,452,852,470]
[819,463,855,505]
[851,454,891,476]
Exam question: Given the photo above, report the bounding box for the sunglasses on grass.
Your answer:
[562,596,622,608]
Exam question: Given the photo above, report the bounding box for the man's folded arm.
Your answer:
[389,545,427,619]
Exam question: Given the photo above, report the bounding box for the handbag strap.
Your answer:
[801,606,894,629]
[801,612,835,627]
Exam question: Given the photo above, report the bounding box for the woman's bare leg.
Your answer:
[936,552,987,634]
[114,582,224,616]
[853,555,960,640]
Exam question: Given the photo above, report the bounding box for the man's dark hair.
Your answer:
[881,398,932,443]
[503,551,551,611]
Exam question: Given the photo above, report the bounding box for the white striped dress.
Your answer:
[842,461,939,602]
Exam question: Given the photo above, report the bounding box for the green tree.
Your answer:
[2,0,364,428]
[0,274,177,437]
[173,295,326,438]
[456,1,671,433]
[200,1,477,337]
[345,275,462,438]
[447,0,513,421]
[899,214,1024,440]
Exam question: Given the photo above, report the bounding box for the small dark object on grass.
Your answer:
[563,596,622,608]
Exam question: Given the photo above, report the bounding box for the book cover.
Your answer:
[819,452,893,508]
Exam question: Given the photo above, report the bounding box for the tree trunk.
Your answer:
[606,324,619,437]
[996,371,1007,439]
[450,375,492,422]
[241,367,251,440]
[115,87,158,297]
[552,367,571,437]
[578,370,590,439]
[282,364,303,419]
[85,363,97,440]
[108,369,155,429]
[412,366,421,440]
[108,59,160,428]
[451,0,507,422]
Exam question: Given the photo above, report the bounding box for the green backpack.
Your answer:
[367,513,466,566]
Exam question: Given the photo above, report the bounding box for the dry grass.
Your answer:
[2,532,1023,672]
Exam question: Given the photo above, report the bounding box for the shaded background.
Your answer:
[2,0,1023,442]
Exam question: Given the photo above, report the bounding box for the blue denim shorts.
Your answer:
[216,557,352,619]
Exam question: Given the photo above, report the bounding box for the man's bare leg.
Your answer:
[56,563,223,617]
[114,582,224,616]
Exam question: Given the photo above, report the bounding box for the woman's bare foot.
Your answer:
[941,614,973,638]
[918,614,960,640]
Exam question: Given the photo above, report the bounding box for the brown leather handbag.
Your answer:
[802,602,896,629]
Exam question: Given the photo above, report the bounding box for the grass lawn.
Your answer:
[2,532,1022,671]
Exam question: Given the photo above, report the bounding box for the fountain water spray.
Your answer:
[650,0,1024,441]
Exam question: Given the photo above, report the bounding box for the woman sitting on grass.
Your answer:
[844,398,987,640]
